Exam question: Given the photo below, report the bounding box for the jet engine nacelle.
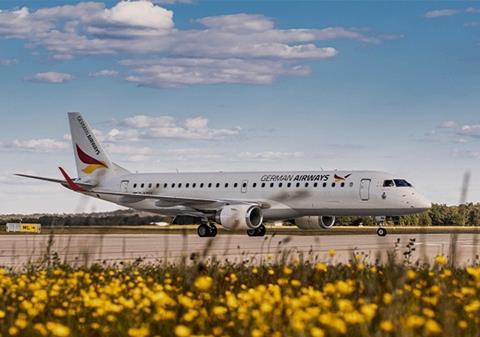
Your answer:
[295,216,336,229]
[216,204,263,230]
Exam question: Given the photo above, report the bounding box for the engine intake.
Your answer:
[216,204,263,230]
[294,216,336,229]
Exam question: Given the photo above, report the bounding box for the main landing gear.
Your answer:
[247,225,266,237]
[197,223,217,237]
[376,227,387,237]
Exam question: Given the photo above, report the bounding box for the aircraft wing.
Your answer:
[14,173,95,189]
[90,189,271,209]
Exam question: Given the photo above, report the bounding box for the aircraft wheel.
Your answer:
[247,225,266,237]
[376,227,387,237]
[197,224,209,237]
[208,224,217,237]
[257,225,266,237]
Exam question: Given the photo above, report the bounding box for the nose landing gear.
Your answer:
[376,227,387,237]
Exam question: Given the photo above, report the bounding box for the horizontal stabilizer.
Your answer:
[14,173,95,189]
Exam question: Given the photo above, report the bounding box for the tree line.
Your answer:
[1,203,480,227]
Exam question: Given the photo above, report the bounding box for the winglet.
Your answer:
[59,167,87,192]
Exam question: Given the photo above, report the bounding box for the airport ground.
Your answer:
[1,226,480,267]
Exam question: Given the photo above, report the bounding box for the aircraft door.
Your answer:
[359,179,371,201]
[241,180,248,193]
[120,180,129,192]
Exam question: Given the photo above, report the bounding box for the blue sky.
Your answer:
[1,0,479,214]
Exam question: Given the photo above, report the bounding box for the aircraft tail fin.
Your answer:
[68,112,129,182]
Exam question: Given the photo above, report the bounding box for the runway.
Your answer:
[0,233,479,267]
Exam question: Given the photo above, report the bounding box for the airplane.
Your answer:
[16,112,431,237]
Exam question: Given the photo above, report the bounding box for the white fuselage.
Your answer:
[90,170,431,220]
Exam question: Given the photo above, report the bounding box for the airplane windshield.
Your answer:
[394,179,412,187]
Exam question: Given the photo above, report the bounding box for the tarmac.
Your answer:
[0,232,479,267]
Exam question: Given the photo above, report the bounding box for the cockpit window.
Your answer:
[394,179,412,187]
[383,180,395,187]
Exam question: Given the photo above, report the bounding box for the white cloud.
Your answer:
[238,151,304,161]
[438,120,458,128]
[122,58,311,87]
[458,124,480,138]
[6,138,69,152]
[424,9,459,18]
[89,69,119,77]
[0,2,398,87]
[26,72,74,84]
[0,58,17,65]
[466,7,480,13]
[122,115,176,128]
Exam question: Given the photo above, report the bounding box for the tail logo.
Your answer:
[76,144,108,174]
[334,173,351,182]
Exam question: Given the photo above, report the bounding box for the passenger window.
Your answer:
[383,180,395,187]
[243,182,247,188]
[164,183,167,188]
[225,183,229,188]
[171,183,175,188]
[141,183,145,188]
[287,182,291,188]
[314,182,318,188]
[234,183,238,188]
[178,183,182,188]
[208,183,212,188]
[192,183,196,188]
[279,183,283,188]
[296,183,300,188]
[200,183,205,188]
[148,183,152,188]
[216,183,220,188]
[261,183,266,188]
[332,183,336,187]
[305,182,309,188]
[253,183,257,188]
[341,182,345,187]
[133,184,137,188]
[186,183,190,188]
[270,182,274,188]
[323,182,327,188]
[349,182,354,187]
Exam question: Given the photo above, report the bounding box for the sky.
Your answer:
[0,0,480,214]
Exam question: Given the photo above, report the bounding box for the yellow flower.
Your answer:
[310,327,325,337]
[380,320,394,332]
[283,266,293,275]
[328,249,336,257]
[315,262,327,272]
[458,320,468,330]
[251,329,263,337]
[424,319,442,335]
[360,304,377,321]
[434,255,447,266]
[406,315,425,329]
[212,306,228,316]
[34,323,47,336]
[291,279,301,287]
[194,276,213,292]
[8,326,19,336]
[407,270,416,280]
[128,326,149,337]
[422,308,435,318]
[46,322,70,337]
[383,293,393,305]
[175,325,191,337]
[0,310,5,318]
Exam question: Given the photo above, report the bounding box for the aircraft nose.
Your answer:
[415,193,432,212]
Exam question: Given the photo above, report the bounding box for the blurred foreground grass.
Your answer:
[0,248,479,337]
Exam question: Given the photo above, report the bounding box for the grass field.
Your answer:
[0,245,479,337]
[1,225,480,235]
